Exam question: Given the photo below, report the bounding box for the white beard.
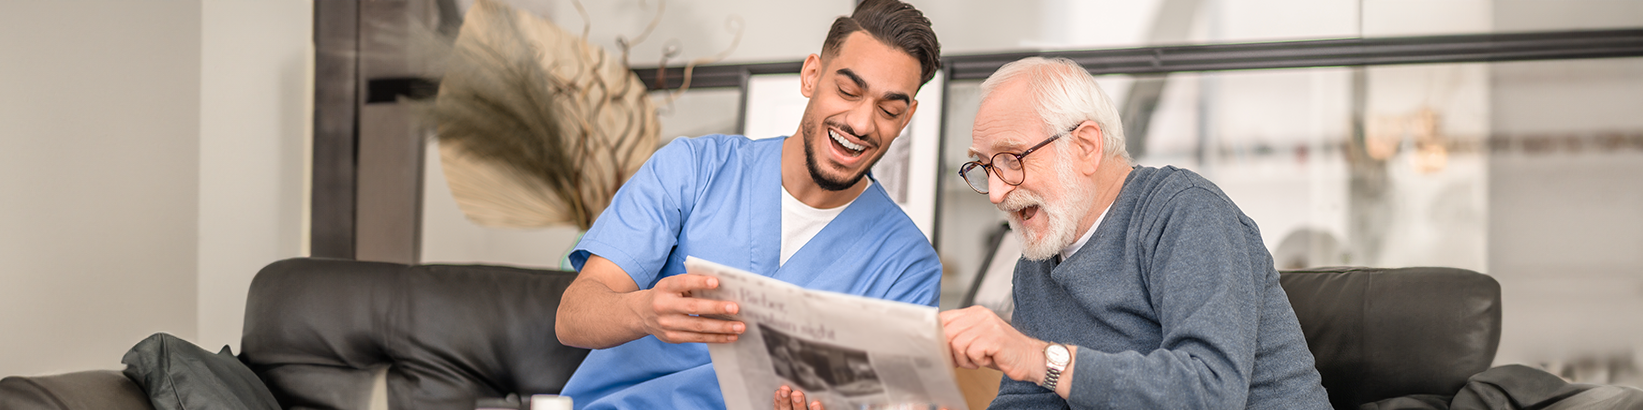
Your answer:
[1001,148,1096,261]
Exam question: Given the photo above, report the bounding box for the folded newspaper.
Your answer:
[686,256,970,410]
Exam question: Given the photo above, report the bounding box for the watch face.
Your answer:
[1045,344,1071,366]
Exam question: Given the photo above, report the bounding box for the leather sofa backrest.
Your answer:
[238,259,1501,410]
[1280,266,1502,410]
[239,257,590,410]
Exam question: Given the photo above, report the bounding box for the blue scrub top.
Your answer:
[563,135,942,410]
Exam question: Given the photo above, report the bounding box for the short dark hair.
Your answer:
[820,0,941,86]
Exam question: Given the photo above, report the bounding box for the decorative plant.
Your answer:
[427,0,659,230]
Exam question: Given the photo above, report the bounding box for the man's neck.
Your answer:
[1071,159,1132,241]
[780,134,868,209]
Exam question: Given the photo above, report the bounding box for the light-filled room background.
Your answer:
[4,0,1639,389]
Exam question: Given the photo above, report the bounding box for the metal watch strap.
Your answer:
[1041,343,1069,391]
[1042,366,1063,391]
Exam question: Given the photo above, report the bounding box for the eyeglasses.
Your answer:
[958,126,1076,194]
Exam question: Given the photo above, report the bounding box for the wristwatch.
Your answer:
[1040,343,1070,391]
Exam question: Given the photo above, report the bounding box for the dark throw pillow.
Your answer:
[120,333,280,410]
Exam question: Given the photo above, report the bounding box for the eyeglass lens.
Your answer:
[961,153,1027,194]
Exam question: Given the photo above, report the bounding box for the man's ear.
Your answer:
[900,99,920,130]
[1073,121,1104,175]
[799,54,823,99]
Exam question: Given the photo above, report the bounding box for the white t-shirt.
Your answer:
[1060,204,1111,263]
[780,181,871,266]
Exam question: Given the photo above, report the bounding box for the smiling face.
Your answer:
[797,31,922,191]
[971,79,1096,261]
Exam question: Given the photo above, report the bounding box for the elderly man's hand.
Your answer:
[774,385,821,410]
[941,306,1048,384]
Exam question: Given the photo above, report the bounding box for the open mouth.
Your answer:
[829,129,867,156]
[1014,205,1040,223]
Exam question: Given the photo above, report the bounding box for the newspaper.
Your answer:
[686,256,969,410]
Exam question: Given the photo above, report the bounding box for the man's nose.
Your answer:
[845,102,877,140]
[987,172,1012,205]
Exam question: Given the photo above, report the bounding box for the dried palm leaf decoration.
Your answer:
[429,0,659,230]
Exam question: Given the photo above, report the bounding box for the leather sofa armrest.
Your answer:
[0,370,156,410]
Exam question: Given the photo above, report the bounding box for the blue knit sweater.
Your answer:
[993,166,1330,409]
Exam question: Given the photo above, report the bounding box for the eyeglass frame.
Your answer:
[959,124,1080,194]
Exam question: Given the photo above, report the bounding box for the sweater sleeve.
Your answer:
[987,377,1062,409]
[1063,186,1263,409]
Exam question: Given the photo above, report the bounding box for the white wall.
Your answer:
[0,1,203,376]
[0,1,311,376]
[195,1,314,353]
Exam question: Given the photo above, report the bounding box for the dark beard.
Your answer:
[801,117,865,191]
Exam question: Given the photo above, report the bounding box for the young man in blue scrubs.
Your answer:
[553,1,943,408]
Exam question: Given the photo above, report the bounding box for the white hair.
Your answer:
[978,57,1131,163]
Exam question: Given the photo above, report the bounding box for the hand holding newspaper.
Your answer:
[686,256,969,410]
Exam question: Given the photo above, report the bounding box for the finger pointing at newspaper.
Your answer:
[641,273,746,344]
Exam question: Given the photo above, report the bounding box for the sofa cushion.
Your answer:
[0,370,155,410]
[121,333,280,410]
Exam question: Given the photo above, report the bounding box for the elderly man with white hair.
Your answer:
[940,57,1332,409]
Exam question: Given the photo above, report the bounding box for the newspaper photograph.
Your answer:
[686,256,969,410]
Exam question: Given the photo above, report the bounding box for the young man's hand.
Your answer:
[556,255,744,348]
[774,385,821,410]
[774,386,950,410]
[637,273,745,344]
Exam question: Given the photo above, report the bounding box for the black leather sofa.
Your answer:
[1280,267,1500,409]
[239,258,591,409]
[0,260,1500,410]
[1,258,591,410]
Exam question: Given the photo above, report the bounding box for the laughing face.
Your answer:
[971,80,1097,261]
[996,147,1094,261]
[797,31,922,191]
